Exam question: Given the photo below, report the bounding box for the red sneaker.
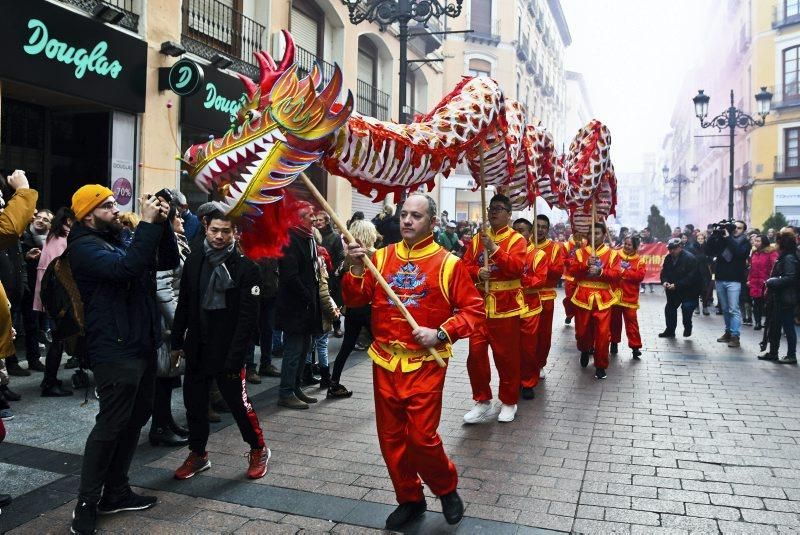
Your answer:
[246,447,271,479]
[174,451,210,480]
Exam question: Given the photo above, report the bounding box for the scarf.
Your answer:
[201,239,236,310]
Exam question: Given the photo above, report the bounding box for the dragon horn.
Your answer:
[316,64,343,109]
[255,50,278,75]
[279,30,295,70]
[236,73,258,99]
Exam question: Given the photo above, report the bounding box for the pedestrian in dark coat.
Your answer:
[659,238,702,338]
[758,231,798,363]
[276,202,322,410]
[170,211,269,481]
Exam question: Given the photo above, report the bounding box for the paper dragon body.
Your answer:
[184,31,617,257]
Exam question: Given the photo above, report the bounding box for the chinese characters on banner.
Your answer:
[638,242,669,283]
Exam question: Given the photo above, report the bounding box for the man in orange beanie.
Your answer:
[69,186,178,535]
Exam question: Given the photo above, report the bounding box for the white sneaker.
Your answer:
[463,402,493,424]
[497,404,517,423]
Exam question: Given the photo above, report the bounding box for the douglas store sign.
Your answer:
[0,0,147,113]
[179,65,248,135]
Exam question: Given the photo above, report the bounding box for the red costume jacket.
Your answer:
[521,245,548,317]
[615,250,646,309]
[462,225,527,318]
[565,244,622,310]
[562,236,583,282]
[342,234,485,372]
[533,239,566,301]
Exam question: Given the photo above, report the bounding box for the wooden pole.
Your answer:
[479,148,490,294]
[532,197,538,249]
[298,172,445,367]
[591,199,597,253]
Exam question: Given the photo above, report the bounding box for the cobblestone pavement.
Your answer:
[3,289,800,534]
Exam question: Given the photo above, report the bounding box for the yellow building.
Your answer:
[0,0,447,220]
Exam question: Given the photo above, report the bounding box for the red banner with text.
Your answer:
[638,243,668,284]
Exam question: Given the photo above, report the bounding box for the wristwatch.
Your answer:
[436,328,448,342]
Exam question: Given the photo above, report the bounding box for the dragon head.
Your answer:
[184,31,353,223]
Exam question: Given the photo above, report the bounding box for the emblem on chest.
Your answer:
[387,262,428,308]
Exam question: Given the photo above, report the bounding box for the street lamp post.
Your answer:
[692,87,773,219]
[341,0,463,124]
[662,164,698,228]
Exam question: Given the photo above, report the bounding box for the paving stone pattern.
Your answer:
[3,290,800,533]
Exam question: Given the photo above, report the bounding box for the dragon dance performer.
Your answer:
[512,218,548,400]
[562,232,585,325]
[610,235,645,360]
[462,194,527,424]
[530,215,566,386]
[565,222,621,379]
[341,193,484,530]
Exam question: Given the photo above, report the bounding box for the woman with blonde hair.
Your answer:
[327,219,378,398]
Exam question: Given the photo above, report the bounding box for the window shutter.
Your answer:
[291,7,319,55]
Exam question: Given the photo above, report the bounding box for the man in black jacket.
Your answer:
[69,186,178,535]
[171,211,269,481]
[659,238,702,338]
[706,220,750,348]
[276,201,323,410]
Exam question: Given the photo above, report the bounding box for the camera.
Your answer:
[711,218,736,233]
[149,188,173,204]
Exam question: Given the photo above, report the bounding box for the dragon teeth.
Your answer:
[272,131,286,143]
[217,153,230,168]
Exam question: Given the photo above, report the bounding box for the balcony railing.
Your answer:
[774,156,800,179]
[525,59,535,75]
[465,19,501,46]
[181,0,266,79]
[516,42,529,61]
[766,84,800,110]
[544,83,554,97]
[57,0,139,32]
[356,79,390,121]
[534,66,544,86]
[773,5,800,29]
[295,46,336,86]
[527,0,536,17]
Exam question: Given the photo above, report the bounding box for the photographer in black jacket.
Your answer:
[706,219,751,348]
[659,238,702,338]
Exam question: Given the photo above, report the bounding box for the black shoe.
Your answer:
[327,383,353,399]
[0,493,11,508]
[632,348,642,360]
[743,319,753,326]
[757,353,778,361]
[610,343,618,355]
[595,368,607,380]
[301,367,320,386]
[319,366,331,389]
[521,386,535,399]
[754,324,763,331]
[385,500,427,530]
[564,317,572,325]
[98,488,157,515]
[6,360,30,377]
[778,355,798,364]
[440,491,464,525]
[168,419,190,438]
[702,307,710,316]
[42,383,73,397]
[149,427,189,447]
[658,331,676,338]
[683,327,692,337]
[580,352,590,368]
[258,364,281,377]
[71,500,97,534]
[28,359,46,372]
[65,356,80,369]
[0,385,20,401]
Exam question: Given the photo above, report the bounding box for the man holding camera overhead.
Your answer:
[706,219,751,348]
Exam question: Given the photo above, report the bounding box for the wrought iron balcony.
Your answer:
[516,42,529,62]
[768,85,800,110]
[356,79,391,121]
[181,0,266,79]
[774,156,800,180]
[56,0,139,32]
[544,83,554,97]
[295,46,336,86]
[527,0,536,17]
[534,65,544,86]
[465,19,501,46]
[525,59,535,75]
[409,17,444,56]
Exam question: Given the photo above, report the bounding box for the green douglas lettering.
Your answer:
[204,82,243,116]
[23,18,123,80]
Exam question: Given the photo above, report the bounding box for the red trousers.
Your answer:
[574,307,611,369]
[563,281,577,319]
[610,305,642,349]
[535,299,556,373]
[468,316,521,405]
[521,313,541,388]
[373,362,458,504]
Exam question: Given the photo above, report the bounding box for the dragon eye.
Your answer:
[247,109,262,122]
